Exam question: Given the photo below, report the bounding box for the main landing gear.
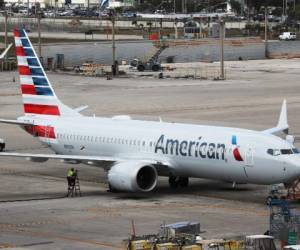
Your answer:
[169,175,189,189]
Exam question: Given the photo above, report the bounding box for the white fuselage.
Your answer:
[23,115,300,185]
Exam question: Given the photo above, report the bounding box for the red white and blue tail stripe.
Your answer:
[14,29,79,117]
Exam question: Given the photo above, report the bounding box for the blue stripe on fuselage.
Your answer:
[32,77,49,86]
[27,58,39,67]
[24,48,34,57]
[30,67,44,76]
[35,87,53,96]
[21,38,30,47]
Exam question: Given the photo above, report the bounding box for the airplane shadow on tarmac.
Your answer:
[114,180,268,204]
[0,180,268,204]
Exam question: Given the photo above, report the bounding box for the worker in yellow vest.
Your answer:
[67,168,75,187]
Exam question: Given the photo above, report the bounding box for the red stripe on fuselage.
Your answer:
[21,84,36,95]
[16,46,26,56]
[24,104,60,116]
[14,30,20,37]
[25,125,56,139]
[18,66,31,75]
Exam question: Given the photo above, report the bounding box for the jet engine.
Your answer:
[107,161,158,192]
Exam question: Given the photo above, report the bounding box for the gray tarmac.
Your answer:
[1,59,300,249]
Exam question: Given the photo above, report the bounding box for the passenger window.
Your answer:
[293,148,299,154]
[267,149,274,155]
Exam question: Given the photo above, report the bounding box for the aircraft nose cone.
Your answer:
[288,156,300,176]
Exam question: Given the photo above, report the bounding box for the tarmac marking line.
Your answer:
[87,202,268,217]
[0,227,123,249]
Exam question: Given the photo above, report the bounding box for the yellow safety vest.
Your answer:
[67,170,74,177]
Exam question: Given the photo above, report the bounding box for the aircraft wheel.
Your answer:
[266,195,278,206]
[107,184,118,193]
[137,64,145,72]
[179,177,189,187]
[152,64,160,71]
[169,175,179,189]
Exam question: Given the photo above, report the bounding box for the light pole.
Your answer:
[27,0,30,17]
[109,9,117,76]
[219,19,225,80]
[174,0,176,13]
[4,11,8,51]
[264,7,268,58]
[37,12,42,58]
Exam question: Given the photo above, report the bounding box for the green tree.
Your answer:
[292,3,300,20]
[247,0,284,13]
[230,0,241,14]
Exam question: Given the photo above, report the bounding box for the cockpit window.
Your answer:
[267,149,281,156]
[281,149,293,155]
[274,149,280,156]
[267,148,298,156]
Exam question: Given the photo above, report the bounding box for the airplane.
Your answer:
[0,28,300,192]
[0,43,13,60]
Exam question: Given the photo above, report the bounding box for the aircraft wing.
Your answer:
[262,100,289,135]
[0,119,34,126]
[0,43,13,59]
[0,152,168,168]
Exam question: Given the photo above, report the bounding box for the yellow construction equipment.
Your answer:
[182,245,202,250]
[156,242,180,250]
[129,240,152,250]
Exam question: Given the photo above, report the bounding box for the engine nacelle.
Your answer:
[107,161,158,192]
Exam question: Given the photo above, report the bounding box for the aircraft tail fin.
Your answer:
[14,29,80,117]
[262,99,289,135]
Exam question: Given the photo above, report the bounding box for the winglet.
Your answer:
[74,105,88,113]
[262,99,289,135]
[278,99,288,134]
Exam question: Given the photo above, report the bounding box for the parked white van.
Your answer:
[279,32,297,40]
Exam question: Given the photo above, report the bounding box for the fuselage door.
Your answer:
[244,148,254,167]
